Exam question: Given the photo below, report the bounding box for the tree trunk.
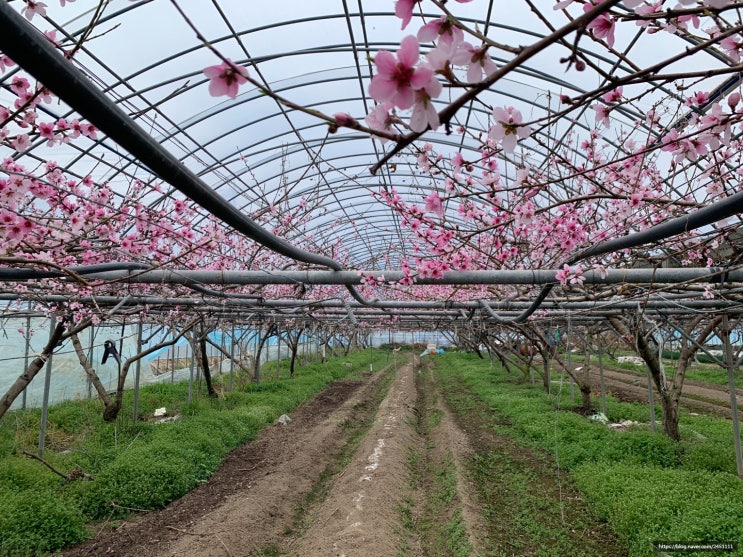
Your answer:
[104,358,132,422]
[660,390,680,441]
[288,328,304,378]
[542,354,551,393]
[580,383,592,412]
[582,342,592,411]
[69,332,117,415]
[551,355,593,412]
[253,327,274,382]
[608,316,678,440]
[200,336,217,397]
[206,336,251,372]
[103,319,199,422]
[102,397,122,422]
[343,331,357,356]
[0,322,66,421]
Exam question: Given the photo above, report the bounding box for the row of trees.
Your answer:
[1,0,743,444]
[0,314,367,423]
[456,311,740,441]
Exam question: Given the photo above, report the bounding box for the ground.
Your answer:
[582,362,743,418]
[57,354,676,557]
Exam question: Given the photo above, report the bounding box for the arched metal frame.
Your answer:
[1,1,743,330]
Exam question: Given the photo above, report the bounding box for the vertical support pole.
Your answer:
[188,349,195,405]
[253,329,260,383]
[87,326,94,399]
[646,366,656,432]
[598,337,607,417]
[219,327,225,376]
[229,324,235,392]
[567,318,574,401]
[171,342,177,384]
[133,322,143,422]
[276,332,281,379]
[22,307,31,410]
[38,315,56,457]
[722,314,743,479]
[529,355,535,385]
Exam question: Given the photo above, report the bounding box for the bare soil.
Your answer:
[583,362,743,418]
[57,368,393,557]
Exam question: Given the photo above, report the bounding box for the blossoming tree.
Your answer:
[2,0,743,436]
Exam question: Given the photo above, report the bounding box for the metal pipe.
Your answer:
[2,292,743,311]
[38,316,56,457]
[722,314,743,478]
[6,266,742,286]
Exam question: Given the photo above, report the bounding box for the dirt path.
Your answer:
[285,357,418,556]
[58,364,396,557]
[582,363,743,418]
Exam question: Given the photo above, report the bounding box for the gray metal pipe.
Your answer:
[22,266,743,286]
[2,292,743,312]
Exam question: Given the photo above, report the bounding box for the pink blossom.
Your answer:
[424,191,444,217]
[488,106,531,153]
[633,2,662,28]
[417,259,448,279]
[584,3,615,47]
[686,91,709,106]
[602,86,622,103]
[22,1,47,21]
[0,55,15,74]
[203,59,249,99]
[365,102,396,143]
[395,0,420,30]
[9,134,31,152]
[418,16,464,46]
[332,112,358,128]
[10,76,30,96]
[44,30,60,45]
[426,36,465,77]
[555,264,585,286]
[720,35,743,61]
[727,92,741,110]
[82,123,97,140]
[38,121,55,143]
[409,78,442,132]
[460,43,498,83]
[593,103,611,127]
[369,36,435,110]
[592,263,607,279]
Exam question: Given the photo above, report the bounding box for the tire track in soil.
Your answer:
[284,357,420,556]
[286,355,486,557]
[434,365,628,557]
[406,359,488,557]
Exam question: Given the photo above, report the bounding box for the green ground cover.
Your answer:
[435,352,743,557]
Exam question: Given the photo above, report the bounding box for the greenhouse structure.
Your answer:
[1,1,743,556]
